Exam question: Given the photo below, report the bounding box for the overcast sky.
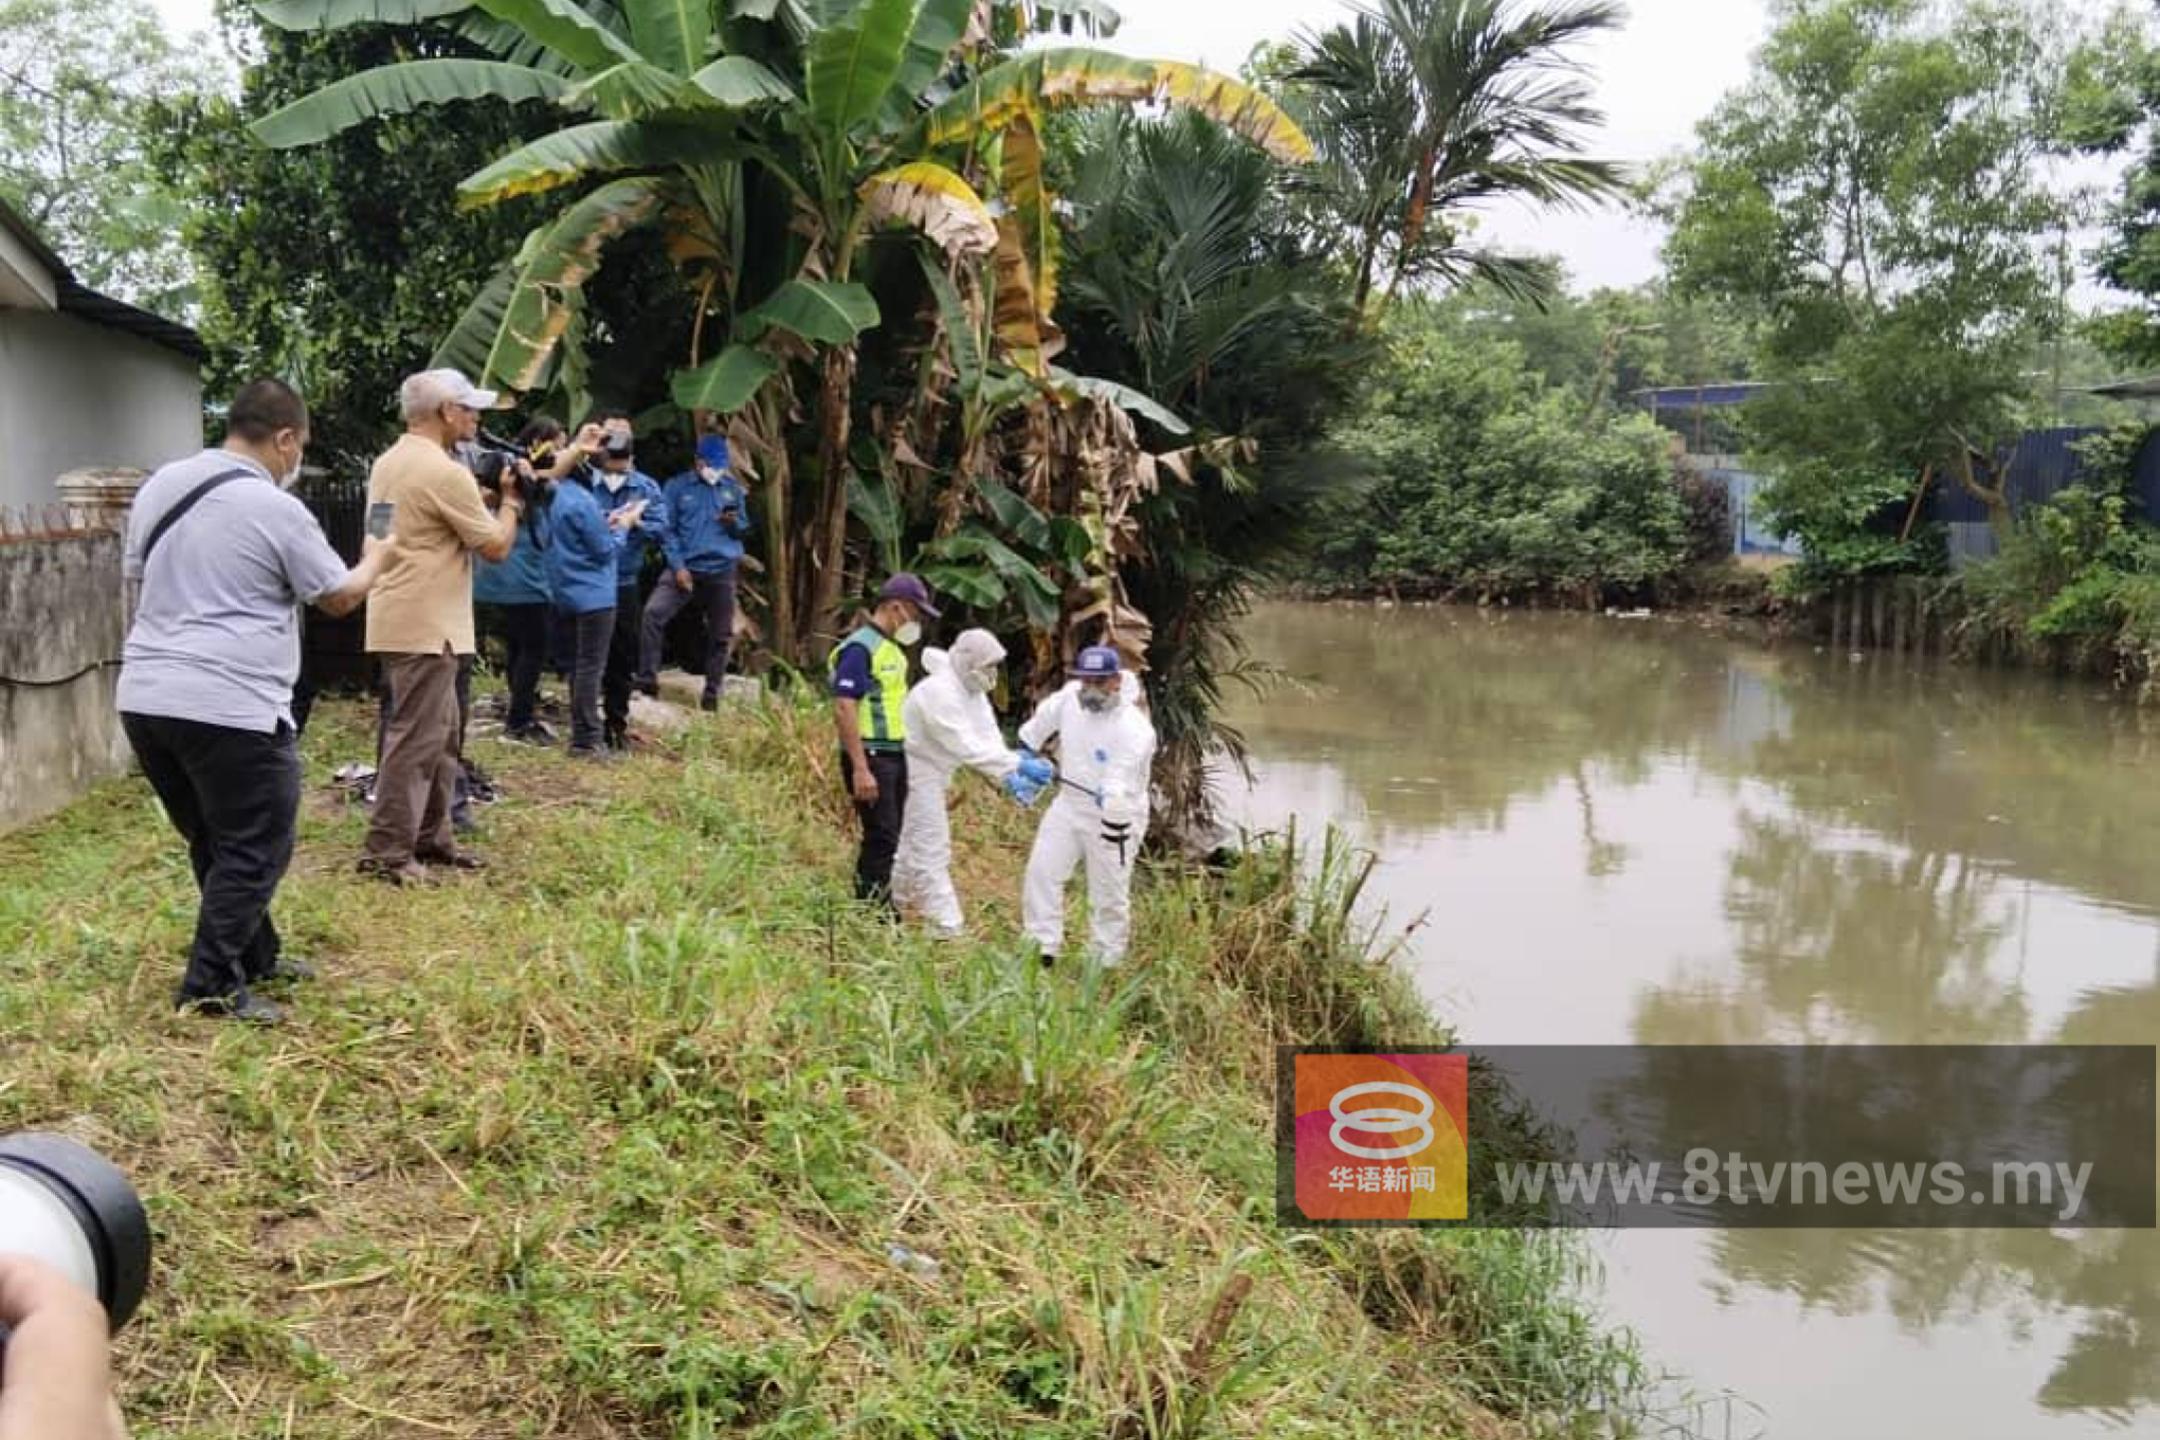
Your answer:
[149,0,2112,296]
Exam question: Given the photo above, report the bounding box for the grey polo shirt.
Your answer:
[116,449,352,733]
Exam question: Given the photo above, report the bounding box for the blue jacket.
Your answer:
[595,469,668,587]
[661,469,753,575]
[545,477,627,616]
[473,506,552,606]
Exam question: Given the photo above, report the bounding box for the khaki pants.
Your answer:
[364,650,461,868]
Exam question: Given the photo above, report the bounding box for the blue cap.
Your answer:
[1070,645,1121,678]
[696,435,731,471]
[879,572,942,619]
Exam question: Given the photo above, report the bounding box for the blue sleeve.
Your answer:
[569,496,623,564]
[659,476,689,572]
[637,476,670,555]
[832,643,873,699]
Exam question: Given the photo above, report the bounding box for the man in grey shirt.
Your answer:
[118,379,392,1024]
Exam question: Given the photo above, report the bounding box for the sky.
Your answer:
[149,0,2090,297]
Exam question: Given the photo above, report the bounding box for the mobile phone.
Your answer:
[367,502,395,541]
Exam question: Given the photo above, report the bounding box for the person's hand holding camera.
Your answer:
[608,499,649,533]
[0,1255,128,1440]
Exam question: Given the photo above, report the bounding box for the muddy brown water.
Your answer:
[1222,601,2160,1439]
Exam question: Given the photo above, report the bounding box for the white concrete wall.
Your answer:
[0,309,202,512]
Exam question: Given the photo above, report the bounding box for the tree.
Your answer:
[1315,307,1690,601]
[1292,0,1628,327]
[0,0,210,313]
[152,0,569,465]
[1057,107,1372,835]
[250,0,1310,664]
[1665,0,2069,572]
[2062,6,2160,365]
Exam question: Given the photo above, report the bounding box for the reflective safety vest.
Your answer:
[831,624,909,748]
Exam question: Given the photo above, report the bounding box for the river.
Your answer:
[1222,601,2160,1439]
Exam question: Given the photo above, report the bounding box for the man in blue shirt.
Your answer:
[640,435,753,712]
[590,425,669,751]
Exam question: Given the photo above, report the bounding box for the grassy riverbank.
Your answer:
[0,693,1637,1438]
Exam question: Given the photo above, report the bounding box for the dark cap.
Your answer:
[1070,645,1121,678]
[878,572,941,618]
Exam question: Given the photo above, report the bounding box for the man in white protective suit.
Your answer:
[892,629,1054,938]
[1019,645,1158,967]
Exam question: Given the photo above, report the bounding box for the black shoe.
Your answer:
[699,696,719,713]
[570,745,618,763]
[259,957,318,985]
[604,725,629,751]
[177,988,285,1025]
[636,679,659,699]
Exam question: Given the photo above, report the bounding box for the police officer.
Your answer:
[829,574,939,908]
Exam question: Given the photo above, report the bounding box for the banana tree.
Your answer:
[250,0,1310,663]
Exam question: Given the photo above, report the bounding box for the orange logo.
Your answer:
[1292,1052,1469,1221]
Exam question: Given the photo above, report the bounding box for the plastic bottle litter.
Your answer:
[886,1244,941,1281]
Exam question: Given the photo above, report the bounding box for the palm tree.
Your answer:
[1296,0,1629,327]
[247,0,1310,661]
[1059,109,1371,841]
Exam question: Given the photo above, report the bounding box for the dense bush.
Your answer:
[1315,312,1691,600]
[1949,429,2160,692]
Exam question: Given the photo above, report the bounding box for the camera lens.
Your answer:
[0,1134,150,1332]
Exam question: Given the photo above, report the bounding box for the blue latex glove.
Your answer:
[1003,770,1046,808]
[1017,752,1057,788]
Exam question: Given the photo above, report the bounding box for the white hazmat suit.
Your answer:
[891,631,1021,937]
[1019,677,1157,965]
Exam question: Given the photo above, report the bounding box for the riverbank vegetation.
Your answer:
[0,696,1648,1437]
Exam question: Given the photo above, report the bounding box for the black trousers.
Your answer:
[569,607,614,752]
[844,748,908,906]
[480,601,549,731]
[123,712,301,1002]
[604,583,641,734]
[640,570,737,701]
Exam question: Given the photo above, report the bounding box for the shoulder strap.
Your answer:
[141,467,258,568]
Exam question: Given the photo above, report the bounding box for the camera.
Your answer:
[599,432,634,463]
[0,1134,150,1334]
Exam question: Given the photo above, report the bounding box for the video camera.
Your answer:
[0,1134,150,1340]
[469,430,529,499]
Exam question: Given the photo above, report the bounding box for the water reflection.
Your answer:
[1227,603,2160,1436]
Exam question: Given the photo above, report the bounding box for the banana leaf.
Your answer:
[805,0,920,137]
[458,119,730,207]
[737,280,880,345]
[435,177,671,394]
[922,49,1313,163]
[250,60,570,148]
[470,0,643,72]
[619,0,711,75]
[673,345,783,413]
[861,163,998,259]
[692,55,798,105]
[255,0,472,28]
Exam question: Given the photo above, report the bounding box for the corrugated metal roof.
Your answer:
[0,197,204,363]
[1629,381,1774,409]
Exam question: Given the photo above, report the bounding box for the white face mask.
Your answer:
[961,663,998,695]
[602,470,628,494]
[1078,686,1119,714]
[895,620,923,647]
[276,436,305,491]
[700,466,725,486]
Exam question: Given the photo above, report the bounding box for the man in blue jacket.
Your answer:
[640,435,753,711]
[592,427,669,751]
[546,460,646,758]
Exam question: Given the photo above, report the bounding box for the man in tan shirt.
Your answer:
[361,369,524,884]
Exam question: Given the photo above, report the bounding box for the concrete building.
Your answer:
[0,199,204,512]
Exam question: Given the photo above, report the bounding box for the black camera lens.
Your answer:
[0,1134,150,1332]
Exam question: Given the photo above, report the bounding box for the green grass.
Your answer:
[0,691,1641,1438]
